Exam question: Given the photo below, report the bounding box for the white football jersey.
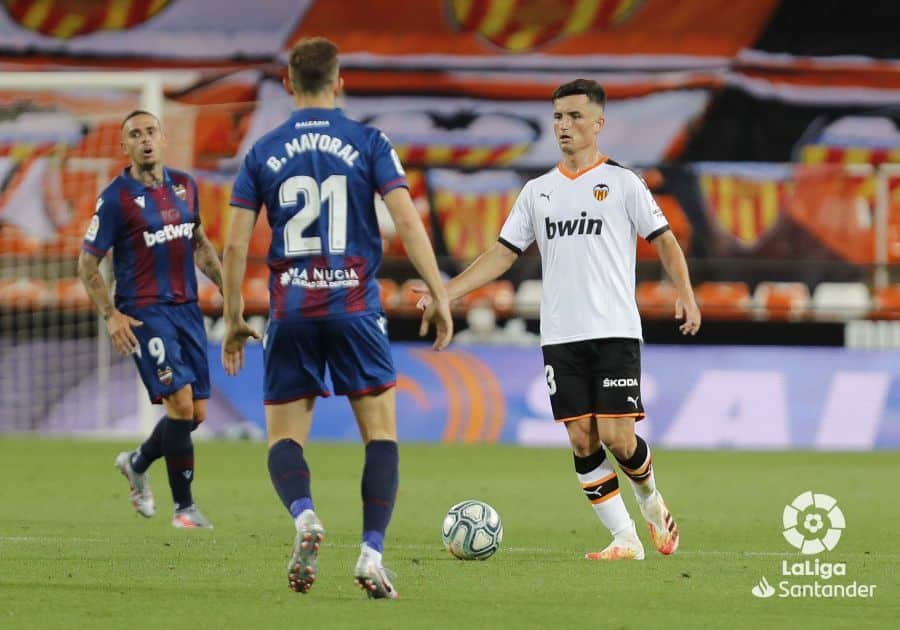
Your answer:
[499,157,669,345]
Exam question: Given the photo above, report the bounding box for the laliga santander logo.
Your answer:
[782,491,846,555]
[752,491,876,600]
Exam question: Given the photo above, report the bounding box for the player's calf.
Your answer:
[574,448,645,560]
[613,435,657,500]
[612,436,679,555]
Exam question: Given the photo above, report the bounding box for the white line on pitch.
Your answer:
[1,538,891,560]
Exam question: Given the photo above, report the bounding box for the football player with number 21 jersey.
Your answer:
[79,110,221,529]
[221,37,452,598]
[419,79,702,561]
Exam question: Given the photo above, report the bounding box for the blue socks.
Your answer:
[361,440,398,553]
[267,437,398,553]
[162,418,194,510]
[130,416,167,474]
[268,439,313,518]
[131,416,200,474]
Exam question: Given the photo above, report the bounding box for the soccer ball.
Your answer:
[441,500,503,560]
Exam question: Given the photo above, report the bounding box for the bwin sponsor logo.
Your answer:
[143,222,195,247]
[545,212,602,239]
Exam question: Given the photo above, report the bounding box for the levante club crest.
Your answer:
[2,0,172,39]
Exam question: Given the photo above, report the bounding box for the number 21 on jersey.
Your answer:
[279,175,347,256]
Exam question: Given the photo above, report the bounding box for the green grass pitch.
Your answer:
[1,438,897,629]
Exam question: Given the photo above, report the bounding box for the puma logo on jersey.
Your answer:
[539,192,552,202]
[545,212,603,239]
[627,395,640,407]
[143,222,195,247]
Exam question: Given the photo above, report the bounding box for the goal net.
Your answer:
[0,73,169,435]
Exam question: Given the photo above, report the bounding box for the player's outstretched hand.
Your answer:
[106,310,142,356]
[419,296,453,351]
[675,297,701,336]
[222,319,261,376]
[414,287,431,312]
[414,285,453,351]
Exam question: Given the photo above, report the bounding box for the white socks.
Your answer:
[576,453,633,536]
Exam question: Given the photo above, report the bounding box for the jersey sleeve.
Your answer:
[230,148,263,212]
[190,175,202,225]
[81,192,119,258]
[626,172,669,242]
[371,131,408,196]
[498,181,535,255]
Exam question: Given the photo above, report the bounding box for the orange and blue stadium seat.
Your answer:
[694,281,751,320]
[459,280,515,317]
[636,281,679,320]
[752,281,810,321]
[0,278,50,310]
[871,284,900,320]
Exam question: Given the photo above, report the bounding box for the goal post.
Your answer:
[0,71,164,117]
[0,71,168,437]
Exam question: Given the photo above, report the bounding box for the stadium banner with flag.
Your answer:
[197,343,900,450]
[232,79,710,169]
[0,0,311,60]
[427,169,523,262]
[690,162,900,264]
[286,0,777,68]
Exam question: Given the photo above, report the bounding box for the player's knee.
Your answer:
[169,402,193,419]
[165,387,194,419]
[603,430,637,460]
[567,427,594,456]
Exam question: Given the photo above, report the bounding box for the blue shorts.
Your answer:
[263,312,396,404]
[123,302,210,404]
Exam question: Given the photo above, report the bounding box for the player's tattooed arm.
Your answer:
[193,225,224,294]
[77,250,115,320]
[78,250,142,354]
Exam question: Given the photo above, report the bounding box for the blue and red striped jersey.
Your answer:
[81,167,201,310]
[229,107,408,320]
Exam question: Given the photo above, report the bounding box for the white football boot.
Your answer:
[114,451,155,518]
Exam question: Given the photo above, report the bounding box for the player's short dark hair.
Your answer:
[289,36,340,95]
[551,79,607,109]
[121,109,160,130]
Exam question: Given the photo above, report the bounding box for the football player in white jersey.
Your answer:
[420,79,701,560]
